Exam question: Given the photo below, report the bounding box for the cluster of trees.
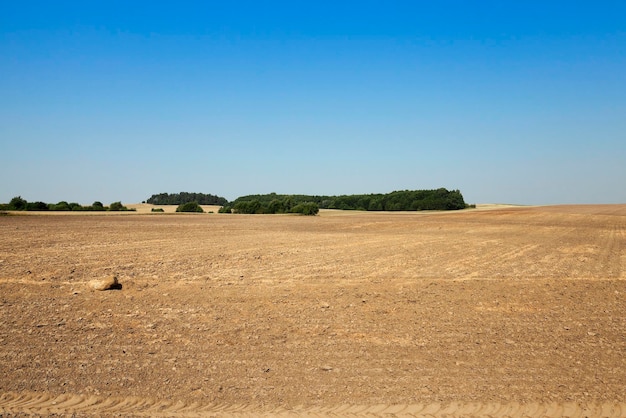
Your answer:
[220,195,319,215]
[322,189,468,211]
[146,192,227,206]
[228,189,469,212]
[0,196,133,212]
[176,202,204,213]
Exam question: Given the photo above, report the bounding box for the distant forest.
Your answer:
[224,188,469,213]
[146,192,228,206]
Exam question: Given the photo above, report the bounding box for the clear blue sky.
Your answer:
[1,1,625,205]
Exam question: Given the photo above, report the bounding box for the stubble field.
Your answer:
[0,205,625,417]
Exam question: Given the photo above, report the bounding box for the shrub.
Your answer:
[176,202,204,213]
[26,201,49,211]
[109,201,128,211]
[151,208,165,212]
[218,205,232,213]
[51,201,71,211]
[291,202,319,216]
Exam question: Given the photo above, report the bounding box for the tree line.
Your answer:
[324,189,468,211]
[2,189,471,215]
[219,196,319,215]
[227,188,469,212]
[0,196,133,212]
[146,192,228,206]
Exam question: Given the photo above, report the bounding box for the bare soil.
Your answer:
[1,205,625,416]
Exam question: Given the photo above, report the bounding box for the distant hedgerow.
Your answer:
[1,197,135,212]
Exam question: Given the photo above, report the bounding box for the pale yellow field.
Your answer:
[1,205,625,416]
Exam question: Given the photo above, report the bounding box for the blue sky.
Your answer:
[1,1,625,205]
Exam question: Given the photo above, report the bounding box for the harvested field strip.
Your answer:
[1,391,626,417]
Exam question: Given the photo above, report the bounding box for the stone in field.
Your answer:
[89,276,121,291]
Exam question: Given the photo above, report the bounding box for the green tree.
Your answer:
[233,200,262,214]
[9,196,27,210]
[368,197,383,211]
[52,201,71,211]
[218,205,232,213]
[176,202,204,213]
[26,201,49,211]
[291,202,319,215]
[267,199,285,214]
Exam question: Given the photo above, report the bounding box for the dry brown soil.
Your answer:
[1,205,625,417]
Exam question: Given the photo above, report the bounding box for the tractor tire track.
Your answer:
[597,224,624,278]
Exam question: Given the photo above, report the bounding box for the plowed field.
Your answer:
[1,205,625,417]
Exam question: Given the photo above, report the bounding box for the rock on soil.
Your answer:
[89,275,120,291]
